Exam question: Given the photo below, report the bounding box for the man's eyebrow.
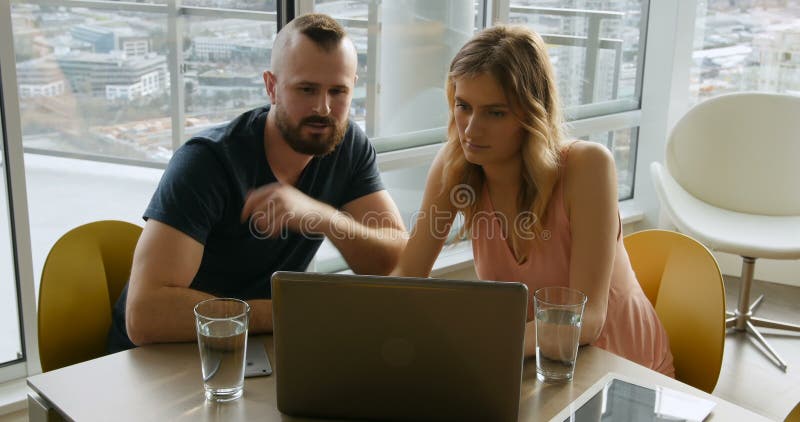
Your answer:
[293,81,349,90]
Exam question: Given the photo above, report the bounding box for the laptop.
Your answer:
[271,271,529,422]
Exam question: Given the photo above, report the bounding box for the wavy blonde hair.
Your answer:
[441,25,565,263]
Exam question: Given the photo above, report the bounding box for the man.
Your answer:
[107,13,407,352]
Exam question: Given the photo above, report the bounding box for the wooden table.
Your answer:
[27,336,770,421]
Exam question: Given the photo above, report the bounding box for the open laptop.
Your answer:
[271,271,529,422]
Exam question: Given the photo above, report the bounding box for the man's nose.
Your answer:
[313,93,331,116]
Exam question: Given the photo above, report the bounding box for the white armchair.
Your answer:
[651,92,800,371]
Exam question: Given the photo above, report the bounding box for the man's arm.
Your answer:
[125,219,273,346]
[241,185,407,275]
[331,189,407,275]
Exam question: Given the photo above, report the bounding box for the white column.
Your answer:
[376,0,474,137]
[633,0,697,231]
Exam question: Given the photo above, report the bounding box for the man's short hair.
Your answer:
[285,13,346,52]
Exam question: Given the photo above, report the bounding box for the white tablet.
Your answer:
[548,373,716,422]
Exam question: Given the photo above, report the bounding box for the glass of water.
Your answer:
[534,287,587,383]
[194,298,250,402]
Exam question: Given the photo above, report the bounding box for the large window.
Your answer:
[2,0,658,381]
[690,0,800,103]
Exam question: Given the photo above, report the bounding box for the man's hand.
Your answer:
[240,182,336,238]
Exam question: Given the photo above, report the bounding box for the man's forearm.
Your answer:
[126,285,212,345]
[247,299,273,334]
[127,286,274,345]
[323,212,407,275]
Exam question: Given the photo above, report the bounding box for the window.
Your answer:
[184,16,274,140]
[690,0,800,103]
[310,0,649,271]
[314,0,476,145]
[11,1,277,164]
[13,4,171,163]
[510,0,648,202]
[511,0,648,116]
[2,0,661,381]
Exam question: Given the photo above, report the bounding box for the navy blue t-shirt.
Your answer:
[108,105,384,352]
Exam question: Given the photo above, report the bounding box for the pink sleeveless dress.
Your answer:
[471,151,675,377]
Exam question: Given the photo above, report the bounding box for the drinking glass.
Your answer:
[534,286,587,383]
[194,298,250,402]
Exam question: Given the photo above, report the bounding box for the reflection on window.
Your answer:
[184,17,275,138]
[690,0,800,104]
[12,4,172,162]
[581,127,638,201]
[11,1,278,164]
[183,0,276,12]
[510,0,648,118]
[314,0,476,139]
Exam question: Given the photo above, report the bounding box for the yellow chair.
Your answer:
[623,229,726,394]
[38,220,142,372]
[786,401,800,422]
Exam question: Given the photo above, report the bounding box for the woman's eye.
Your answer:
[489,110,506,117]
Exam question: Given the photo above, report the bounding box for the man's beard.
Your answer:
[274,106,347,156]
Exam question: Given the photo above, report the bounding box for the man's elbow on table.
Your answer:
[356,237,407,276]
[125,300,155,346]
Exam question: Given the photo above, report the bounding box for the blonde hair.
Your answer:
[441,25,565,263]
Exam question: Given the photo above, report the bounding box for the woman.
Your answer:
[392,25,674,376]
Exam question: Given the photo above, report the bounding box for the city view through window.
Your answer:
[10,0,800,166]
[691,0,800,103]
[12,1,278,164]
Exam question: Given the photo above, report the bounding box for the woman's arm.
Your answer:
[391,148,458,277]
[563,141,619,345]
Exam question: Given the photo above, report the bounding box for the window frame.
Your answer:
[0,0,40,379]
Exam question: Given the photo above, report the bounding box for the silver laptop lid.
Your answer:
[271,271,528,422]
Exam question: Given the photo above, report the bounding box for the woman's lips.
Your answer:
[465,141,489,150]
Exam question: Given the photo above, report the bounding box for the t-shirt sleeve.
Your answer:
[339,126,385,206]
[144,141,229,244]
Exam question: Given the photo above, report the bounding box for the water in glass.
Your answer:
[198,319,247,401]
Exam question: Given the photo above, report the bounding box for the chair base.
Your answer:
[725,257,800,372]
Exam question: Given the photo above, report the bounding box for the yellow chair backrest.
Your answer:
[38,220,142,372]
[623,229,726,394]
[787,401,800,422]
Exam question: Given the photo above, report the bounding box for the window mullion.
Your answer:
[168,0,185,151]
[487,0,509,25]
[365,0,380,137]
